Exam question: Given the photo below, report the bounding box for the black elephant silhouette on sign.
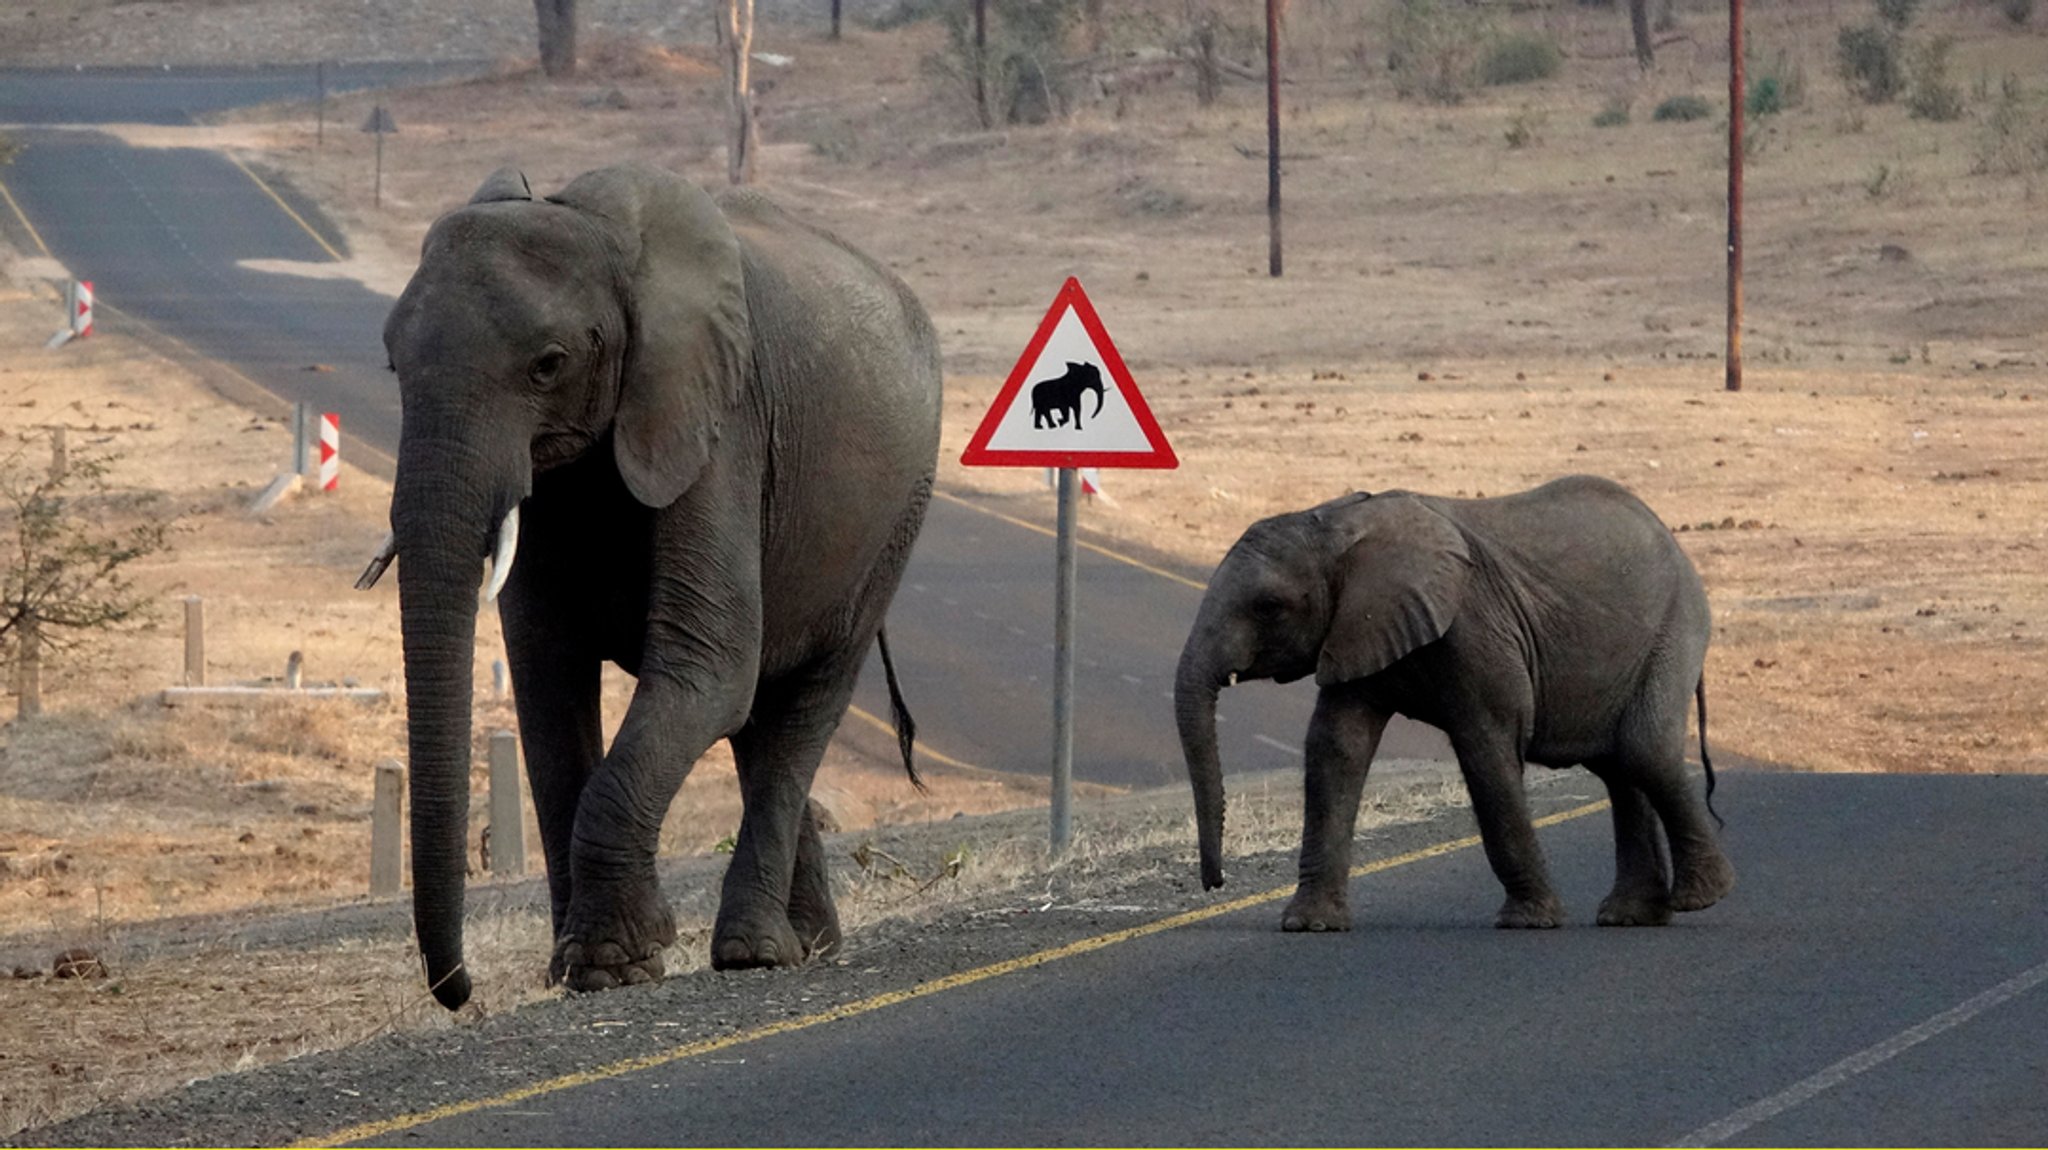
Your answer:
[1031,362,1107,430]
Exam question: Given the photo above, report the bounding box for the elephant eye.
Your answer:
[1250,594,1287,620]
[530,345,569,386]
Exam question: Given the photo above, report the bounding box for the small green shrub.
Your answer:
[1593,97,1631,127]
[1837,22,1903,104]
[1652,94,1713,121]
[1905,36,1964,121]
[1874,0,1919,29]
[1387,0,1490,104]
[1972,77,2048,175]
[1480,33,1562,86]
[2000,0,2034,24]
[925,0,1081,126]
[1746,75,1784,115]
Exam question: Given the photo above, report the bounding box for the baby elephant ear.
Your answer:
[1316,496,1473,686]
[551,164,751,508]
[469,167,533,204]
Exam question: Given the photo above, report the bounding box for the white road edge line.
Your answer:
[1253,734,1302,757]
[1669,956,2048,1147]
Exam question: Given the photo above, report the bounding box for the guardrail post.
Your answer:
[370,760,404,894]
[183,596,205,687]
[488,730,526,876]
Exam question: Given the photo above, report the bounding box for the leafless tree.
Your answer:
[535,0,578,78]
[723,0,761,184]
[0,439,167,718]
[1630,0,1655,68]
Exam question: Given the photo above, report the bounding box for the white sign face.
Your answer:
[960,278,1176,470]
[980,309,1153,454]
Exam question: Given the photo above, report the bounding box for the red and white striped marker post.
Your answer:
[317,412,340,492]
[45,280,93,349]
[70,280,93,338]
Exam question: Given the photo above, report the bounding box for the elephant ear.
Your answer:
[1316,496,1473,686]
[551,164,752,508]
[468,167,533,204]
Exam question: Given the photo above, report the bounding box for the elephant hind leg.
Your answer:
[1585,760,1672,927]
[714,663,863,970]
[1620,727,1735,914]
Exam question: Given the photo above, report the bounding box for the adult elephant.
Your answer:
[361,164,942,1009]
[1175,476,1734,933]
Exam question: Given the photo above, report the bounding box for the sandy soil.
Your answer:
[1,0,2046,1133]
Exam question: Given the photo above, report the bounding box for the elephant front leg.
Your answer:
[555,677,745,993]
[1283,688,1388,933]
[1455,734,1564,929]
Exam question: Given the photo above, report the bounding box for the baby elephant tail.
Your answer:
[1697,675,1722,828]
[877,628,926,792]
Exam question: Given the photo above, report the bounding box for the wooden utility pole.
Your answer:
[1265,0,1283,278]
[974,0,991,129]
[723,0,760,184]
[1726,0,1744,392]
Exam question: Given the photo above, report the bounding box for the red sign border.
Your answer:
[959,277,1179,470]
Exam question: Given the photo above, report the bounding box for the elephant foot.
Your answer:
[1280,890,1352,933]
[1494,894,1564,929]
[1596,890,1674,927]
[711,906,809,971]
[1671,853,1736,912]
[551,873,677,994]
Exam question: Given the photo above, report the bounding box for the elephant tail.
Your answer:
[1696,675,1722,828]
[877,627,926,792]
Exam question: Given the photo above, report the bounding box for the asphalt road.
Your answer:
[343,774,2048,1147]
[0,66,1448,792]
[20,771,2046,1147]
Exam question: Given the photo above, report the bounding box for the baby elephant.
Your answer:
[1175,475,1734,932]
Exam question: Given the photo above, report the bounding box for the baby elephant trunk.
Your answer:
[1174,646,1229,890]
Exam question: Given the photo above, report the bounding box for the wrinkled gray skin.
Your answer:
[378,164,941,1009]
[1175,476,1735,932]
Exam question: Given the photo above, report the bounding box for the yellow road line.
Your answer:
[0,174,54,258]
[841,702,1127,795]
[843,702,985,775]
[934,489,1208,591]
[226,153,344,262]
[298,798,1610,1147]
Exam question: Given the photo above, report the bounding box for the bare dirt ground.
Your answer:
[2,0,2046,1134]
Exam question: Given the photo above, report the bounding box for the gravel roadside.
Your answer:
[15,764,1605,1148]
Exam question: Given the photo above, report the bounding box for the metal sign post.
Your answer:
[1050,468,1078,850]
[960,279,1178,853]
[361,105,397,209]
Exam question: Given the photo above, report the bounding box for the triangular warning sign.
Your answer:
[960,278,1177,470]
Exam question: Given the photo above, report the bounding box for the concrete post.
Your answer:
[370,760,404,895]
[488,730,526,876]
[15,611,40,720]
[183,596,204,687]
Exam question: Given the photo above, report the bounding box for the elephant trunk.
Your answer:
[1087,380,1105,420]
[1175,643,1230,890]
[391,428,527,1012]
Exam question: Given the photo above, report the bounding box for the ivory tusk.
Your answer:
[1227,672,1239,687]
[482,505,520,604]
[355,532,397,591]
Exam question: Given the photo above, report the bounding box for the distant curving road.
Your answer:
[0,65,1449,794]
